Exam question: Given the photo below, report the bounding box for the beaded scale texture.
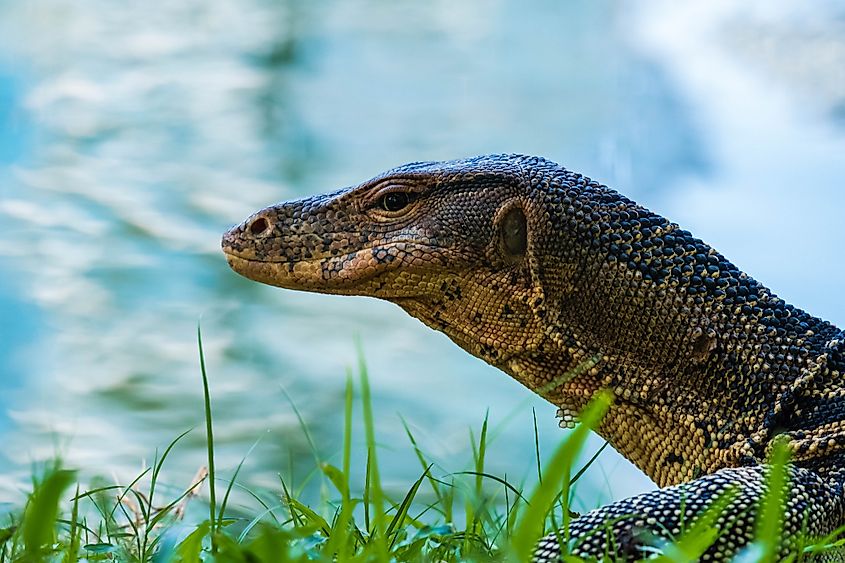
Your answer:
[222,154,845,560]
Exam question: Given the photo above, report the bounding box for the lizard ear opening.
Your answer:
[499,206,527,258]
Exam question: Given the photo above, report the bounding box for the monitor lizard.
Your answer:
[221,154,845,560]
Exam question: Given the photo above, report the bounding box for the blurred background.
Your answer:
[0,0,843,514]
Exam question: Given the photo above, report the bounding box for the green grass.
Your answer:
[0,333,838,562]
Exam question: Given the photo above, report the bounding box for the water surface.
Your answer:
[0,0,843,509]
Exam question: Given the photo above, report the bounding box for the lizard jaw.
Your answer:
[224,253,326,292]
[223,248,384,294]
[223,242,453,296]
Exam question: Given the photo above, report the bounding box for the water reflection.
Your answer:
[0,0,842,511]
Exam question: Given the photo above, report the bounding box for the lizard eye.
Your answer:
[381,192,412,212]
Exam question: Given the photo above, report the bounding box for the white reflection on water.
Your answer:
[0,0,843,510]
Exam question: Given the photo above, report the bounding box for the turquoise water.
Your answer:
[0,0,843,509]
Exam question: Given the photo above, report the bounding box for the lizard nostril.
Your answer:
[248,217,270,236]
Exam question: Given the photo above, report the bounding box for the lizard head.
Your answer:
[222,154,560,363]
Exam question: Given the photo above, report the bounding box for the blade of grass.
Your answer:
[386,466,431,549]
[23,465,76,562]
[279,476,304,529]
[399,415,448,521]
[651,487,738,563]
[106,469,151,524]
[476,413,489,532]
[355,341,387,558]
[64,484,80,563]
[174,521,210,563]
[465,414,489,556]
[227,482,280,526]
[197,324,217,552]
[571,441,610,486]
[509,391,611,561]
[450,472,528,505]
[142,428,194,557]
[533,408,542,485]
[284,497,331,536]
[145,478,206,532]
[363,450,372,536]
[54,520,99,542]
[237,504,286,543]
[279,385,322,469]
[502,471,512,544]
[324,372,355,560]
[217,433,266,526]
[753,436,791,563]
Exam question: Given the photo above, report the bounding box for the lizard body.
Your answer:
[222,154,845,560]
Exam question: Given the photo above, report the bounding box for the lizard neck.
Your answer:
[528,211,843,486]
[397,225,842,487]
[508,277,840,486]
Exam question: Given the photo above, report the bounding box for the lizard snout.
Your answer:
[220,213,268,261]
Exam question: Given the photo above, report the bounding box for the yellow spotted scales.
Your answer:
[222,155,845,560]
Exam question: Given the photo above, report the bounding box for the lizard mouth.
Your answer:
[223,242,457,295]
[224,253,332,291]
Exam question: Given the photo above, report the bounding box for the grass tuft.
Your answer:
[0,334,840,562]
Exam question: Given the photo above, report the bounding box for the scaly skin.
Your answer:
[222,154,845,560]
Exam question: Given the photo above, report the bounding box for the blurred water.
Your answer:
[0,0,843,511]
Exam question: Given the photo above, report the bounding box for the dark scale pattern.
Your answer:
[535,466,844,561]
[222,155,845,560]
